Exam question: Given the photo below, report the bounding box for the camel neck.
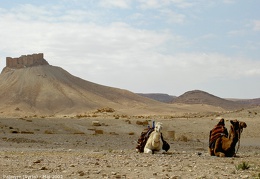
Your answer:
[229,126,239,147]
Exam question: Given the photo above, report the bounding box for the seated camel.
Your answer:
[209,119,247,157]
[136,121,170,153]
[144,122,166,154]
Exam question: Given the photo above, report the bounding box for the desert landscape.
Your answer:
[0,54,260,178]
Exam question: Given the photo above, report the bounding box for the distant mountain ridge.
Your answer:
[228,98,260,106]
[139,90,259,110]
[136,93,176,103]
[171,90,246,110]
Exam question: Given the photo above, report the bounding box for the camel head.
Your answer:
[154,122,162,132]
[230,119,247,134]
[240,121,247,129]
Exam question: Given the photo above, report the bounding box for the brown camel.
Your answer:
[209,119,247,157]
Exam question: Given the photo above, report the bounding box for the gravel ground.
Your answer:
[1,114,260,179]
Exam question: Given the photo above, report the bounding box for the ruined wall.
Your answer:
[6,53,49,69]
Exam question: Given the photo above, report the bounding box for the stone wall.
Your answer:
[6,53,49,69]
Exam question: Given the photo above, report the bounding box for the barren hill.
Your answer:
[0,64,162,116]
[172,90,246,110]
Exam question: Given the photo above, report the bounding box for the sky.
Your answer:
[0,0,260,99]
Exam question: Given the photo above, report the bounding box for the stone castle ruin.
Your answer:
[6,53,49,69]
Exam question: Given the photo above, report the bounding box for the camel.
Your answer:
[209,119,247,157]
[144,122,166,154]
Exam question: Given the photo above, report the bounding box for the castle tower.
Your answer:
[5,53,49,69]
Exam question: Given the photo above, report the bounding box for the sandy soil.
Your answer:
[1,108,260,179]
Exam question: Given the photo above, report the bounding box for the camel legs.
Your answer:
[214,139,226,157]
[144,148,166,154]
[144,147,153,154]
[208,147,214,156]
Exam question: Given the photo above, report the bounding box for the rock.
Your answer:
[95,130,103,134]
[111,171,117,175]
[40,166,47,170]
[33,159,42,164]
[78,171,85,176]
[92,121,101,126]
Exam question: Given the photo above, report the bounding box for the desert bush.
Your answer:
[114,115,120,119]
[96,107,115,113]
[121,114,128,118]
[76,114,89,118]
[136,120,149,126]
[110,132,119,135]
[21,131,34,134]
[235,161,250,170]
[254,173,260,179]
[95,130,103,134]
[44,130,54,134]
[92,121,101,126]
[125,120,131,124]
[73,132,85,135]
[177,135,189,142]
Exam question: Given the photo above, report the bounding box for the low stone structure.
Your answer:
[6,53,49,69]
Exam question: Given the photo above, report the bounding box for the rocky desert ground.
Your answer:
[1,107,260,179]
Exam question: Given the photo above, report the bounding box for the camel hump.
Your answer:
[211,125,226,136]
[136,127,154,153]
[209,125,228,147]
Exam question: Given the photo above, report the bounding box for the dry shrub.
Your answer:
[76,114,90,118]
[95,130,103,134]
[114,115,120,119]
[236,161,250,170]
[125,120,131,124]
[11,130,19,134]
[74,132,85,135]
[109,132,119,135]
[136,120,149,126]
[166,131,175,140]
[21,131,34,134]
[92,121,101,126]
[92,114,98,117]
[177,135,189,142]
[44,130,54,134]
[96,107,115,113]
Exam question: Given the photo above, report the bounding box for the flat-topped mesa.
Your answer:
[6,53,49,69]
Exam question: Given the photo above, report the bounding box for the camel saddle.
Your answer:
[209,125,228,149]
[136,127,170,153]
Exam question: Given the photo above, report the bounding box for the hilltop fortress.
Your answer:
[6,53,49,69]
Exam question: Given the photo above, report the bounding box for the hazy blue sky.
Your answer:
[0,0,259,98]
